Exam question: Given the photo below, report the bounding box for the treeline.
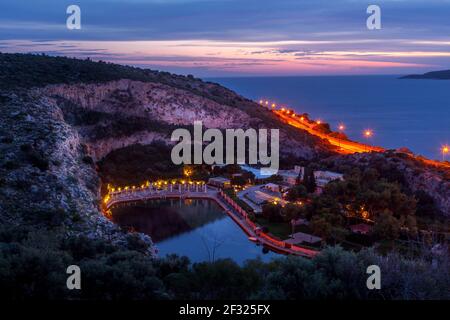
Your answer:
[0,224,448,300]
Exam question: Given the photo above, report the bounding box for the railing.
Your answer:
[103,183,318,258]
[218,190,318,258]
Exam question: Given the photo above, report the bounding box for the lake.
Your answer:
[111,198,277,264]
[209,75,450,160]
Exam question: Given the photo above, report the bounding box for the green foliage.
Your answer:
[0,225,448,300]
[262,203,283,222]
[98,141,181,188]
[285,184,308,202]
[302,167,317,193]
[373,211,401,240]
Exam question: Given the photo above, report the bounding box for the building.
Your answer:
[208,177,231,188]
[264,183,281,193]
[350,223,372,235]
[285,232,322,245]
[278,170,300,186]
[313,170,344,188]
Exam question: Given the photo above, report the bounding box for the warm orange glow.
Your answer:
[364,130,373,137]
[184,167,193,177]
[316,120,321,125]
[338,124,345,131]
[281,107,285,112]
[271,103,276,108]
[300,116,304,121]
[443,146,449,154]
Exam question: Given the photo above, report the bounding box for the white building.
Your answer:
[278,166,304,185]
[313,170,344,187]
[208,177,231,188]
[264,183,281,193]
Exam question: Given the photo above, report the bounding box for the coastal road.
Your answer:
[275,109,450,169]
[275,110,385,154]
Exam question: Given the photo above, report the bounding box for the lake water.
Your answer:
[209,75,450,160]
[111,198,277,264]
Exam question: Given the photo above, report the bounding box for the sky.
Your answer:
[1,0,450,77]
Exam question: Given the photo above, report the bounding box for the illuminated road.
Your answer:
[274,109,450,169]
[275,110,384,154]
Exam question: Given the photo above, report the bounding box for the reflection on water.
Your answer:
[111,199,278,264]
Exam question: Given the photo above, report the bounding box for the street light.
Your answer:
[338,124,345,148]
[363,129,373,152]
[442,145,449,161]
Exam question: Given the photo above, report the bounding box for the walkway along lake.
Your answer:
[110,198,278,264]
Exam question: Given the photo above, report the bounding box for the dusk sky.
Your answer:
[1,0,450,77]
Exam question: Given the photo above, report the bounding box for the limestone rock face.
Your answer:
[0,91,155,254]
[38,79,330,161]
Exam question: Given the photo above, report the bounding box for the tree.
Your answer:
[231,175,247,186]
[302,167,317,193]
[262,203,283,222]
[281,203,303,222]
[373,210,400,240]
[285,184,307,202]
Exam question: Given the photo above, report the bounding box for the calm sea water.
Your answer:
[111,199,277,264]
[209,76,450,160]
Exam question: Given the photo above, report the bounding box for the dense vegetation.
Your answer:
[1,224,448,300]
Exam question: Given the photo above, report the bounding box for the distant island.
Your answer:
[401,69,450,80]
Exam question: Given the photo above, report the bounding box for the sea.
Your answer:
[209,75,450,160]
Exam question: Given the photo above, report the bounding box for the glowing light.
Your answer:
[300,117,304,121]
[442,145,449,161]
[338,124,345,131]
[364,130,373,138]
[281,107,285,112]
[183,167,193,177]
[316,120,321,125]
[271,103,276,108]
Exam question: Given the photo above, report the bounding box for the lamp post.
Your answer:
[338,124,345,149]
[364,129,373,152]
[442,145,449,161]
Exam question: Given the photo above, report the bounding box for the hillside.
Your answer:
[0,53,337,250]
[401,69,450,80]
[0,53,449,300]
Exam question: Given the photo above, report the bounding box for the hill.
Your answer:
[401,69,450,80]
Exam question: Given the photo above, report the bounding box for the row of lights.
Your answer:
[107,179,205,194]
[263,99,374,143]
[261,99,449,160]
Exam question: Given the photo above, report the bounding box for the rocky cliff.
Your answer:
[37,79,334,162]
[0,53,336,254]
